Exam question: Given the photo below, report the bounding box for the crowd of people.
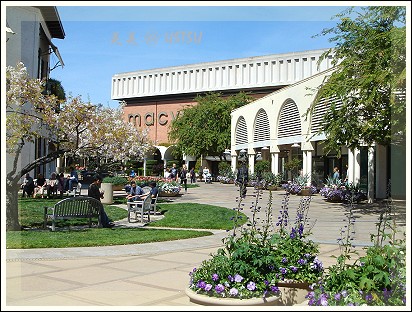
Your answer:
[21,166,81,199]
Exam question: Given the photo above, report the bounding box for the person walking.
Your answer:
[88,175,115,228]
[236,163,249,198]
[190,167,196,184]
[180,164,188,193]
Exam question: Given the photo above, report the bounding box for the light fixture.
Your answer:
[261,146,269,150]
[291,142,300,148]
[255,152,262,161]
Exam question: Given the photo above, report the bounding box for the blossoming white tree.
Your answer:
[6,62,152,230]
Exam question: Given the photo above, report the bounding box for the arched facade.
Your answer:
[231,69,389,201]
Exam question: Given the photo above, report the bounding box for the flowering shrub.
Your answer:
[307,187,406,306]
[282,173,317,195]
[158,180,181,194]
[216,175,235,184]
[319,179,366,203]
[188,188,323,299]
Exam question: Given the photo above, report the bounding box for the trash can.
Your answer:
[100,182,113,204]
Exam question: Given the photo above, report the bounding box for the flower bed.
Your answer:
[187,189,324,303]
[307,188,406,306]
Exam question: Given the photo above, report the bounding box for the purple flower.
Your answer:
[228,275,234,282]
[334,293,341,301]
[297,258,307,265]
[247,281,256,291]
[290,266,298,273]
[196,280,206,289]
[282,257,288,263]
[341,290,348,298]
[365,293,373,301]
[212,273,219,281]
[215,284,225,294]
[234,274,244,282]
[304,253,311,258]
[204,284,212,291]
[306,291,315,299]
[319,293,329,306]
[229,287,239,296]
[280,267,288,275]
[270,285,280,293]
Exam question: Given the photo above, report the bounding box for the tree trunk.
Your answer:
[6,179,21,231]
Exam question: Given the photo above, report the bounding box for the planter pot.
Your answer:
[159,191,179,197]
[185,287,281,306]
[298,189,312,196]
[112,185,124,191]
[276,281,311,305]
[100,183,113,204]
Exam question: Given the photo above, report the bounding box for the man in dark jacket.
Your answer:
[236,163,249,198]
[88,175,115,228]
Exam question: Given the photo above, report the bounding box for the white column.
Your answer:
[354,148,361,184]
[248,154,255,174]
[231,155,237,173]
[347,148,354,183]
[272,153,279,175]
[143,158,147,176]
[367,146,375,203]
[302,151,307,175]
[306,150,312,186]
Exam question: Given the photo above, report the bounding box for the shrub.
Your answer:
[102,176,128,186]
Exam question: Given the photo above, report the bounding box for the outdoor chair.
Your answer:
[127,194,151,223]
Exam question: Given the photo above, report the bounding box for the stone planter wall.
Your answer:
[276,281,311,305]
[185,287,281,306]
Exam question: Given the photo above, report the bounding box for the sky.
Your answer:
[46,2,356,109]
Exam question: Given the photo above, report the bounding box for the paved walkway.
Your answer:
[5,183,406,308]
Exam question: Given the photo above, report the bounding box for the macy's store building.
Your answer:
[112,49,405,201]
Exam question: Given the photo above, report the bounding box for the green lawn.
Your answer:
[6,196,247,249]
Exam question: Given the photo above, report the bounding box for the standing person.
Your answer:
[126,181,143,202]
[164,168,171,179]
[332,167,340,180]
[180,164,188,193]
[170,163,178,181]
[68,166,79,192]
[21,173,35,198]
[236,163,249,198]
[88,175,115,228]
[190,167,196,184]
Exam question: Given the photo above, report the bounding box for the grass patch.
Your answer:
[7,197,246,249]
[152,203,246,230]
[6,228,212,249]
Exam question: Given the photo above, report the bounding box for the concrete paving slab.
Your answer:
[5,182,406,309]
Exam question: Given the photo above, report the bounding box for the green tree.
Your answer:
[46,78,66,101]
[168,92,253,159]
[307,6,406,155]
[6,63,152,230]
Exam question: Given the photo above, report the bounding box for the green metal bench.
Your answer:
[44,196,102,231]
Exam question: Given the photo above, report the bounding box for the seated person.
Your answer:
[140,182,159,205]
[126,181,143,202]
[88,175,115,228]
[21,173,35,198]
[33,173,47,198]
[68,167,79,191]
[47,172,59,198]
